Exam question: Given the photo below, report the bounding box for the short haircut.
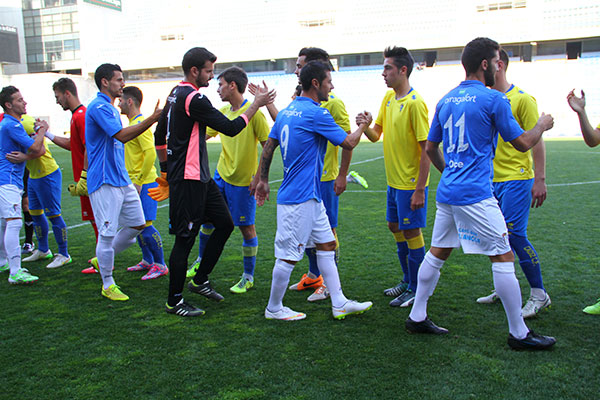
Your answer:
[383,46,414,77]
[299,61,331,91]
[499,48,509,70]
[461,37,500,75]
[299,47,329,62]
[122,86,143,106]
[52,77,78,97]
[217,67,248,94]
[94,63,122,90]
[182,47,217,75]
[0,86,19,111]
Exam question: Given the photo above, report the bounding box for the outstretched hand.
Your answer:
[567,89,585,114]
[252,81,276,107]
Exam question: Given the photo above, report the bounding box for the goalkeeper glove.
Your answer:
[148,172,169,201]
[68,170,88,196]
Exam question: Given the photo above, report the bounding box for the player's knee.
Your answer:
[491,261,515,274]
[316,241,336,251]
[387,222,399,233]
[132,224,146,231]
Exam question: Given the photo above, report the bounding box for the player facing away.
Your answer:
[405,37,556,350]
[476,48,551,318]
[359,46,430,308]
[567,88,600,315]
[250,47,356,303]
[86,64,162,301]
[0,86,46,283]
[186,67,270,294]
[255,61,373,321]
[19,115,71,269]
[118,86,168,281]
[152,47,275,317]
[51,77,99,273]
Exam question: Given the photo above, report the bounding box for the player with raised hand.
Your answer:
[567,88,600,315]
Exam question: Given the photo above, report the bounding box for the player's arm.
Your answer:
[27,120,47,158]
[249,140,267,195]
[509,113,554,152]
[425,140,444,173]
[531,138,547,208]
[356,111,382,142]
[248,82,279,122]
[148,107,169,201]
[567,89,600,147]
[114,101,162,143]
[335,143,352,196]
[138,134,157,186]
[255,137,279,206]
[411,140,430,210]
[45,133,70,151]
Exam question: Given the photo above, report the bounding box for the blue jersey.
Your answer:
[428,80,523,205]
[270,96,347,205]
[0,114,34,189]
[85,92,131,194]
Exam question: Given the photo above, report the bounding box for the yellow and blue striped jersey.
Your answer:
[207,100,270,186]
[321,93,351,182]
[124,114,158,185]
[21,115,59,180]
[375,89,429,190]
[493,85,538,182]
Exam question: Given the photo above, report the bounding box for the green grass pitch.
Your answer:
[1,140,599,399]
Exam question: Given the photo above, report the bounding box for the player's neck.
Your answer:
[6,110,21,120]
[465,72,484,84]
[69,99,82,113]
[300,91,320,103]
[127,107,140,120]
[393,80,411,99]
[492,77,511,93]
[229,94,244,111]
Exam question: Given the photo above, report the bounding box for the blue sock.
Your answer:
[242,236,258,279]
[143,225,165,266]
[509,234,544,290]
[197,224,214,260]
[305,247,320,277]
[137,233,153,264]
[407,234,426,292]
[49,216,68,257]
[394,232,409,283]
[31,213,49,252]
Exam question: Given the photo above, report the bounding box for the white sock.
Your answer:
[112,227,141,255]
[409,251,445,322]
[97,235,115,289]
[0,219,7,267]
[267,258,294,312]
[492,262,529,339]
[6,219,22,275]
[530,287,546,300]
[316,250,348,308]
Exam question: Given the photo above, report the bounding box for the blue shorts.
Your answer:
[214,170,255,226]
[493,179,532,236]
[320,180,338,229]
[28,168,62,216]
[386,186,428,229]
[140,181,158,221]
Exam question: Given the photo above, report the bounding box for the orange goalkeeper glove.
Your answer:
[148,172,169,201]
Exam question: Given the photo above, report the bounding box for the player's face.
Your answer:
[382,58,400,88]
[117,96,129,115]
[484,51,499,87]
[295,55,306,78]
[54,89,70,111]
[106,71,125,98]
[8,91,27,116]
[217,77,232,102]
[196,62,215,88]
[316,71,333,102]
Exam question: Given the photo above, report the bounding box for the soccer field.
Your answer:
[1,140,599,400]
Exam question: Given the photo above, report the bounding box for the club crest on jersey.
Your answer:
[386,100,391,107]
[403,218,410,225]
[399,104,404,112]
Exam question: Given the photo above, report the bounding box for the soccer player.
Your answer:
[187,67,269,294]
[567,88,600,315]
[118,86,168,280]
[0,86,46,283]
[359,46,430,308]
[152,47,275,317]
[475,49,550,318]
[18,114,71,269]
[404,37,555,350]
[251,47,355,303]
[50,77,98,274]
[86,63,162,301]
[255,60,372,320]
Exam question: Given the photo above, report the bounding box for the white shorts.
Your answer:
[274,200,335,261]
[0,185,23,219]
[431,197,511,256]
[89,184,145,237]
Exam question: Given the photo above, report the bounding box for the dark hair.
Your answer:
[52,77,78,97]
[499,48,509,70]
[299,61,331,91]
[94,63,122,90]
[383,46,414,77]
[0,86,19,111]
[122,86,143,106]
[299,47,329,62]
[182,47,217,75]
[461,37,500,75]
[217,67,248,94]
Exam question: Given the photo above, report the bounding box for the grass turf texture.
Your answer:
[1,140,599,399]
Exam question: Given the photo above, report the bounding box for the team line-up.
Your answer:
[1,37,598,352]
